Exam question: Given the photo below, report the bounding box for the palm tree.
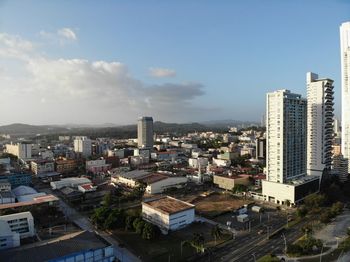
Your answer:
[183,233,206,254]
[211,224,223,245]
[301,224,313,239]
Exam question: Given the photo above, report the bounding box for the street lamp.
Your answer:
[252,253,256,262]
[281,233,287,254]
[264,225,271,240]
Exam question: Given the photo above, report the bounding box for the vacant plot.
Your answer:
[112,222,231,262]
[191,193,249,218]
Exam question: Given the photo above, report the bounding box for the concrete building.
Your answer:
[138,116,154,148]
[112,170,187,194]
[50,177,91,190]
[341,21,350,172]
[0,172,31,188]
[262,176,320,205]
[0,211,35,250]
[54,159,77,173]
[142,196,195,234]
[333,154,349,182]
[1,230,115,261]
[266,90,307,183]
[188,157,209,169]
[306,72,334,177]
[85,159,111,174]
[213,174,250,190]
[73,136,92,157]
[212,158,231,167]
[256,137,266,160]
[31,160,55,175]
[5,143,32,159]
[0,179,11,192]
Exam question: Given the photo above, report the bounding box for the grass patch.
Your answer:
[112,222,232,262]
[257,254,280,262]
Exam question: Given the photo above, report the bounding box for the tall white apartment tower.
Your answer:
[306,72,334,177]
[266,90,307,183]
[74,136,92,157]
[341,21,350,172]
[137,117,154,148]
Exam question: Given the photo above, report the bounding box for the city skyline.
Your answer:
[0,1,349,125]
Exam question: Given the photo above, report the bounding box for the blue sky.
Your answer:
[0,0,349,125]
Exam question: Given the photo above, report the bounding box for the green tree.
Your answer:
[296,206,308,218]
[132,217,143,231]
[211,224,223,245]
[303,193,326,209]
[91,206,110,227]
[231,184,248,194]
[104,209,125,230]
[135,220,145,234]
[301,224,313,239]
[142,222,158,240]
[102,192,113,207]
[125,215,136,231]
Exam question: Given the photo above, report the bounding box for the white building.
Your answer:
[188,157,209,169]
[212,158,231,167]
[266,90,307,183]
[262,176,320,205]
[142,196,195,234]
[86,159,111,174]
[138,116,154,149]
[74,136,92,157]
[5,143,32,159]
[306,72,334,177]
[31,160,55,175]
[0,180,11,192]
[0,211,35,250]
[50,177,91,190]
[341,21,350,172]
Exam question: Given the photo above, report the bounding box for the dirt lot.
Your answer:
[188,192,250,218]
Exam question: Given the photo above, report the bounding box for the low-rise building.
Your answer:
[31,160,55,175]
[0,173,31,188]
[0,191,16,204]
[0,179,11,192]
[0,211,35,250]
[50,177,92,190]
[188,157,209,169]
[1,230,115,261]
[261,176,320,205]
[213,174,250,190]
[86,159,111,174]
[142,196,195,234]
[212,158,231,167]
[55,159,78,173]
[151,151,178,161]
[77,183,97,193]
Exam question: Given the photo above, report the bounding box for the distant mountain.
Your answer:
[0,123,70,136]
[200,119,259,128]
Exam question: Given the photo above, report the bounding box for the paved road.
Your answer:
[41,187,141,262]
[198,217,307,262]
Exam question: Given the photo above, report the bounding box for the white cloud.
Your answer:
[0,33,213,124]
[149,67,176,78]
[57,28,77,41]
[39,27,77,46]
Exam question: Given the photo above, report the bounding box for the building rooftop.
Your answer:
[0,194,58,210]
[0,231,110,262]
[143,196,194,215]
[138,173,168,184]
[117,169,149,179]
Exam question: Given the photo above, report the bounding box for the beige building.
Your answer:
[213,174,250,190]
[55,159,78,173]
[31,160,55,175]
[5,143,32,159]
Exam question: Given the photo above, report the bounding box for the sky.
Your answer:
[0,0,349,125]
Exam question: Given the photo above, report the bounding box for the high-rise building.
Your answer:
[340,21,350,172]
[266,90,307,183]
[74,136,92,157]
[306,72,334,177]
[5,143,32,159]
[334,118,341,137]
[137,117,154,149]
[333,154,349,183]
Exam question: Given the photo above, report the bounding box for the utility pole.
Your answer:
[281,233,287,254]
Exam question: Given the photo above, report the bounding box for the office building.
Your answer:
[333,154,349,182]
[137,116,154,148]
[266,90,307,183]
[73,136,92,157]
[341,21,350,172]
[31,160,55,175]
[5,143,32,159]
[306,72,334,177]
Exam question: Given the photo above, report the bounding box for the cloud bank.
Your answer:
[149,67,176,78]
[0,32,210,125]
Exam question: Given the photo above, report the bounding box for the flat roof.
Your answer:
[0,231,110,262]
[117,169,149,179]
[0,194,58,210]
[143,196,194,215]
[138,173,168,184]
